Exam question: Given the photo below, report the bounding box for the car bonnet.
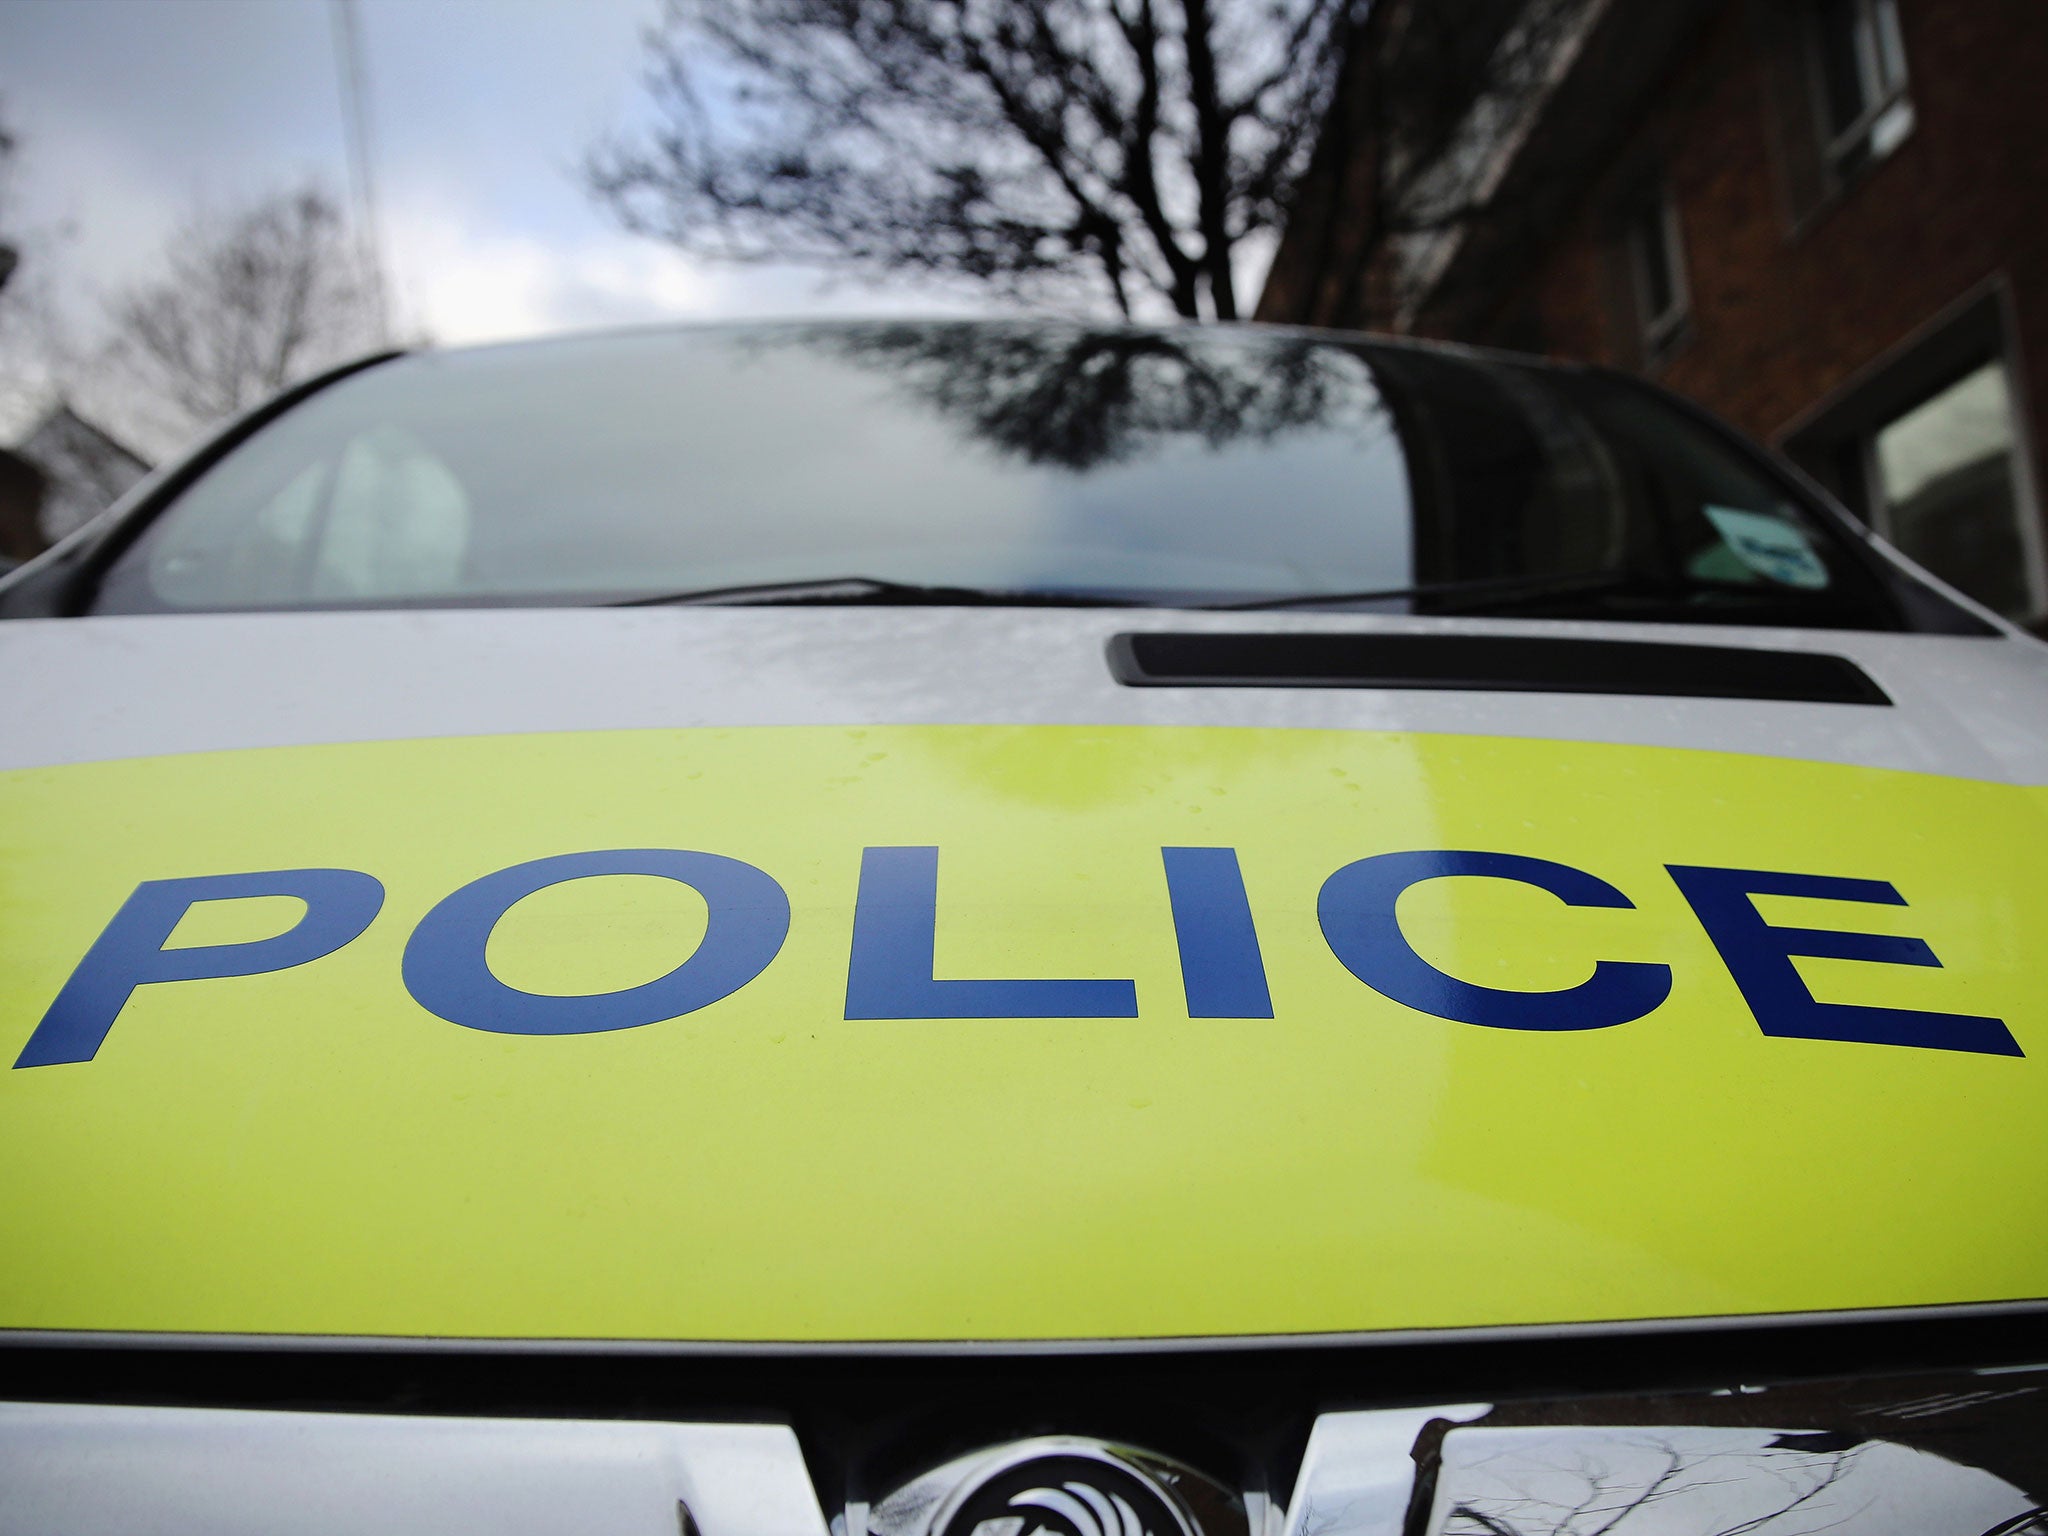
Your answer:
[0,604,2044,1345]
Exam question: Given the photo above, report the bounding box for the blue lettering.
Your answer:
[1162,847,1273,1018]
[402,850,789,1035]
[1318,850,1672,1030]
[1666,864,2019,1056]
[844,846,1139,1019]
[15,869,384,1068]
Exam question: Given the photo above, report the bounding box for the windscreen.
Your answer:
[91,321,1904,627]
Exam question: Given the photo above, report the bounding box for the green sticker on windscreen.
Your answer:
[1702,505,1831,590]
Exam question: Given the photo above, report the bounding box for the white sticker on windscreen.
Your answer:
[1702,505,1831,589]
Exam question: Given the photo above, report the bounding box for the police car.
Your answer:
[2,321,2043,1532]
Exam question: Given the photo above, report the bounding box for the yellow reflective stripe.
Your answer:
[0,725,2041,1341]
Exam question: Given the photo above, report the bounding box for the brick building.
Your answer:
[1257,0,2048,626]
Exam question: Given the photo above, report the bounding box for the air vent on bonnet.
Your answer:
[1107,632,1891,705]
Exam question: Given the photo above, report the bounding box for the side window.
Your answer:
[104,426,472,610]
[1785,291,2046,624]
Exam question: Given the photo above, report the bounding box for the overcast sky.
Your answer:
[0,0,994,392]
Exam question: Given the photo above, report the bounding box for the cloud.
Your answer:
[383,188,1007,350]
[384,196,719,345]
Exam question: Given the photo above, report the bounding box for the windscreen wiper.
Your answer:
[611,576,1153,608]
[616,570,1796,615]
[1212,569,1648,612]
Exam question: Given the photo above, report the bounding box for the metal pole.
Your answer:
[331,0,392,346]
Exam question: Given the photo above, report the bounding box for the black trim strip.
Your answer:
[6,1296,2042,1359]
[1108,631,1892,705]
[1,1310,2042,1456]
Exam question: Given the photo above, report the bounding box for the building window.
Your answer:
[1624,182,1688,362]
[1785,290,2046,624]
[1808,0,1913,182]
[1861,362,2033,618]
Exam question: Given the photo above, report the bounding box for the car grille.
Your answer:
[2,1308,2043,1534]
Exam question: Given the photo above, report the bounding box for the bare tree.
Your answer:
[587,0,1369,321]
[98,183,386,444]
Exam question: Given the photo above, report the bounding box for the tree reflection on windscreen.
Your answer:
[747,320,1414,601]
[781,321,1394,474]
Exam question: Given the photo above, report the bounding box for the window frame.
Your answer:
[1803,0,1913,185]
[1622,178,1691,365]
[1780,283,2048,625]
